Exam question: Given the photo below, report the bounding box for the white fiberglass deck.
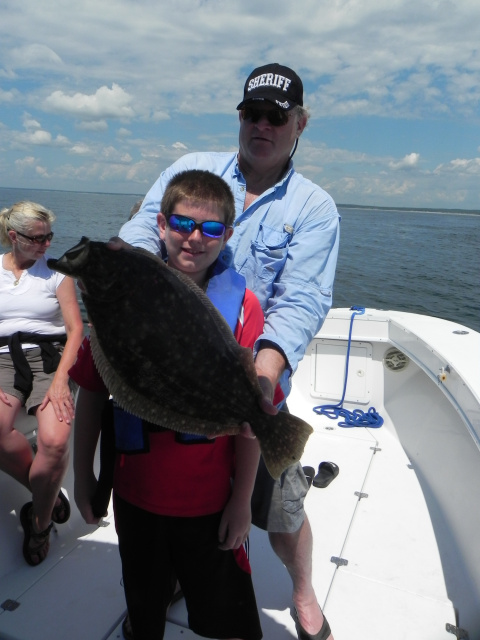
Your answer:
[1,308,479,640]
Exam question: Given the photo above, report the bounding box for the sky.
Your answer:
[1,0,480,210]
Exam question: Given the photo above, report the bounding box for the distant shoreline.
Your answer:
[1,185,479,216]
[337,203,480,216]
[0,185,144,199]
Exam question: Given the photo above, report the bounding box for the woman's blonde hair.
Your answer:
[0,201,55,246]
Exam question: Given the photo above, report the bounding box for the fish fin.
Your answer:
[258,412,314,479]
[234,345,313,478]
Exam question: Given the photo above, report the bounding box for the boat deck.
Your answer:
[2,308,479,639]
[0,412,455,640]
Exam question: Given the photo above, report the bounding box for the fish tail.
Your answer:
[257,412,314,479]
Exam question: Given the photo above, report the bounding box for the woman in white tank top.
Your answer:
[0,201,83,566]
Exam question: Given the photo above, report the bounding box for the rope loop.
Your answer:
[313,306,384,429]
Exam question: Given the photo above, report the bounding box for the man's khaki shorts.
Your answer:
[251,457,309,533]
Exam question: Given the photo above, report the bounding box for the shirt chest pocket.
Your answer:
[248,224,292,280]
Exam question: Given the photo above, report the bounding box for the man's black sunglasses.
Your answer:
[240,107,293,127]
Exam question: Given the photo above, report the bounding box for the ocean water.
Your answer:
[334,205,479,332]
[1,187,479,332]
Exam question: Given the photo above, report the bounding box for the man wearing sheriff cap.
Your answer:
[119,63,338,640]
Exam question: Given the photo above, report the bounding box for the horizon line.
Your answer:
[1,185,479,216]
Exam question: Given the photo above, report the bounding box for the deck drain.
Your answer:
[1,599,20,611]
[383,347,409,372]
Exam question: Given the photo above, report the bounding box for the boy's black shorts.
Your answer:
[114,493,263,640]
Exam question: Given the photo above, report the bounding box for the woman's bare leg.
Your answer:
[0,394,33,489]
[30,402,71,532]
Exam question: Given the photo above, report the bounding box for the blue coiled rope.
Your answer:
[313,306,384,428]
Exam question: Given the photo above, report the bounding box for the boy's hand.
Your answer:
[74,474,101,525]
[218,494,252,550]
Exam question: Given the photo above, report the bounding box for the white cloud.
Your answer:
[35,165,49,177]
[43,84,134,121]
[76,120,109,132]
[150,110,171,123]
[15,156,36,169]
[69,143,93,156]
[101,146,132,164]
[298,140,373,168]
[434,158,480,175]
[22,116,42,130]
[14,129,70,147]
[9,43,63,69]
[20,130,52,145]
[0,89,16,103]
[0,68,17,80]
[389,153,420,170]
[55,134,70,146]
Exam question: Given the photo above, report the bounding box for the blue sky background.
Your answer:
[1,0,480,210]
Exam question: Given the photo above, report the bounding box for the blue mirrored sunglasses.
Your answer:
[167,214,226,238]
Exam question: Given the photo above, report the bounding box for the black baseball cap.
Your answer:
[237,63,304,111]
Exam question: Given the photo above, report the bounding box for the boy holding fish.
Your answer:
[70,170,266,640]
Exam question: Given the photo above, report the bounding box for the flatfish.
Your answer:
[48,238,313,478]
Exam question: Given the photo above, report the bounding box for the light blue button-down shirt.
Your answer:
[119,151,340,398]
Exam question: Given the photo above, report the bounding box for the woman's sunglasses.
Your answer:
[240,106,293,127]
[167,214,226,238]
[15,230,54,245]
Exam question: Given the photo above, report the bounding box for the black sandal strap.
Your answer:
[52,490,71,524]
[31,521,54,540]
[293,607,331,640]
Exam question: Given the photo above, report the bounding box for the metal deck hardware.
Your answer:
[354,491,369,499]
[331,556,348,567]
[446,622,469,638]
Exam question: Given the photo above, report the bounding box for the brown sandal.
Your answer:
[52,490,71,524]
[20,502,53,567]
[292,607,332,640]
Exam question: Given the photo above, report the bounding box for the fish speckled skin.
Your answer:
[48,237,313,478]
